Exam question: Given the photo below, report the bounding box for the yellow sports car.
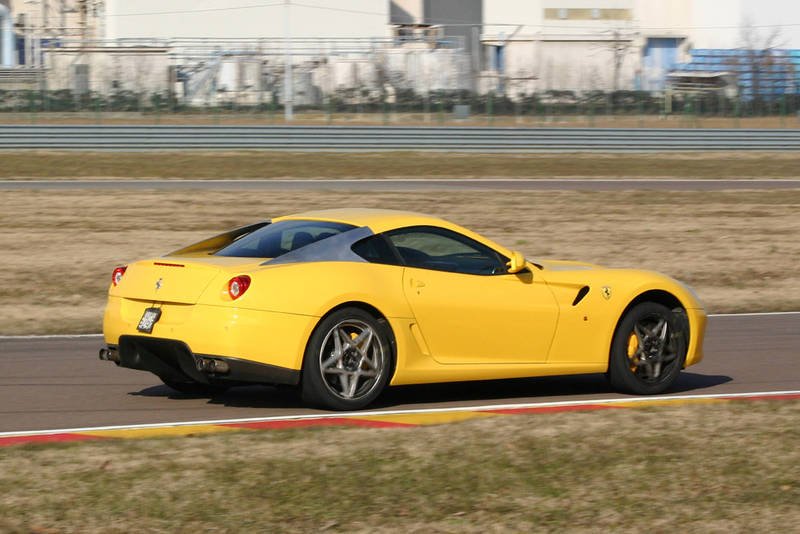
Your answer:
[101,208,706,410]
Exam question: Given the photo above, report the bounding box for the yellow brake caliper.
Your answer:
[627,333,639,372]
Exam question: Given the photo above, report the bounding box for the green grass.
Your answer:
[1,401,798,532]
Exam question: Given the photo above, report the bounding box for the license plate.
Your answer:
[137,307,162,333]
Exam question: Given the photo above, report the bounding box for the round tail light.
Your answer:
[112,266,127,286]
[228,275,251,300]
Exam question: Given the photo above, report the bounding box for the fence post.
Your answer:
[780,94,787,128]
[637,93,644,128]
[95,92,102,124]
[155,93,161,125]
[487,91,494,126]
[695,95,701,127]
[326,95,333,125]
[28,91,36,124]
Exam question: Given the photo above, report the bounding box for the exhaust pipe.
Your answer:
[195,356,230,375]
[99,347,120,363]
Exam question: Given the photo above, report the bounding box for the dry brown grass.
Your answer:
[1,188,798,334]
[2,151,800,180]
[0,400,798,532]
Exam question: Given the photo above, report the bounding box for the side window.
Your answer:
[386,226,507,275]
[351,235,402,265]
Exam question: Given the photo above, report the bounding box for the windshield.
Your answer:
[214,220,355,258]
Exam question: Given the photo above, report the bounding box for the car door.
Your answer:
[386,226,559,364]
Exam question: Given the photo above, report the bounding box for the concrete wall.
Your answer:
[483,0,642,94]
[391,0,424,24]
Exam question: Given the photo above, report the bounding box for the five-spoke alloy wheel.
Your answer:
[301,307,392,410]
[607,301,687,395]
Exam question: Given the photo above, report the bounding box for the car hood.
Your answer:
[535,259,603,272]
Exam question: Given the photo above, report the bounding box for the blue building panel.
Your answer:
[642,37,681,91]
[672,48,800,98]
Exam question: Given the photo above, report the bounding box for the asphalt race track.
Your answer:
[0,313,796,433]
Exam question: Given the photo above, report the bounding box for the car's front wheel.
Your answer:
[607,302,687,395]
[301,307,392,410]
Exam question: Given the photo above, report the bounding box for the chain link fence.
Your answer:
[0,37,798,127]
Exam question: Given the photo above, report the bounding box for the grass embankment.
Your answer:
[1,151,800,180]
[1,188,798,334]
[0,401,797,532]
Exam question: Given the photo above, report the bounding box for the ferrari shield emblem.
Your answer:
[601,286,612,300]
[155,278,163,291]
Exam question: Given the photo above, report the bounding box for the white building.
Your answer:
[481,0,800,94]
[4,0,799,97]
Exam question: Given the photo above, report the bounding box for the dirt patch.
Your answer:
[0,400,797,532]
[1,188,798,334]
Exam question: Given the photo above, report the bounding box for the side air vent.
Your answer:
[572,286,590,306]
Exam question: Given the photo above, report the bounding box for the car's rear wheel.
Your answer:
[607,302,687,395]
[301,307,392,410]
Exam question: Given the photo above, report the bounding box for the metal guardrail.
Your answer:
[1,125,799,151]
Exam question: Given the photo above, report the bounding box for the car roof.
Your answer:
[274,208,451,234]
[273,208,513,258]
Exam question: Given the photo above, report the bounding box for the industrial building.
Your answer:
[0,1,798,106]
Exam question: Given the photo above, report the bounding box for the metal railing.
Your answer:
[1,125,799,151]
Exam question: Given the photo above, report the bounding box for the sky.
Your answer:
[104,0,800,48]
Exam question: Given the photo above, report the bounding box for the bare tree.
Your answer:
[737,17,786,110]
[609,29,633,93]
[588,29,634,102]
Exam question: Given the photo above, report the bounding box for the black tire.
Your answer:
[301,307,392,410]
[161,378,229,396]
[607,302,687,395]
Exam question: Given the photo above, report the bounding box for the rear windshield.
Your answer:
[214,220,355,258]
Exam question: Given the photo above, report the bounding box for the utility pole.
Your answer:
[283,0,293,121]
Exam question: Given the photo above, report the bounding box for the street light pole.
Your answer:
[283,0,293,121]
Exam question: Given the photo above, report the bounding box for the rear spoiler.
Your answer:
[167,220,271,256]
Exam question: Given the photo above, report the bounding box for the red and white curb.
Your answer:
[1,390,798,448]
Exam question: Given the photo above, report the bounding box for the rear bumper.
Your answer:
[101,336,300,386]
[103,296,316,371]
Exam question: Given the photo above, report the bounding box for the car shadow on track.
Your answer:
[131,372,733,410]
[371,372,733,408]
[132,384,307,408]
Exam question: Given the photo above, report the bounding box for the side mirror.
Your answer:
[506,251,527,274]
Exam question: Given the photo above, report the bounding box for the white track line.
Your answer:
[1,389,798,439]
[2,311,797,340]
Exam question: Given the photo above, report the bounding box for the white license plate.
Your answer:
[137,308,162,333]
